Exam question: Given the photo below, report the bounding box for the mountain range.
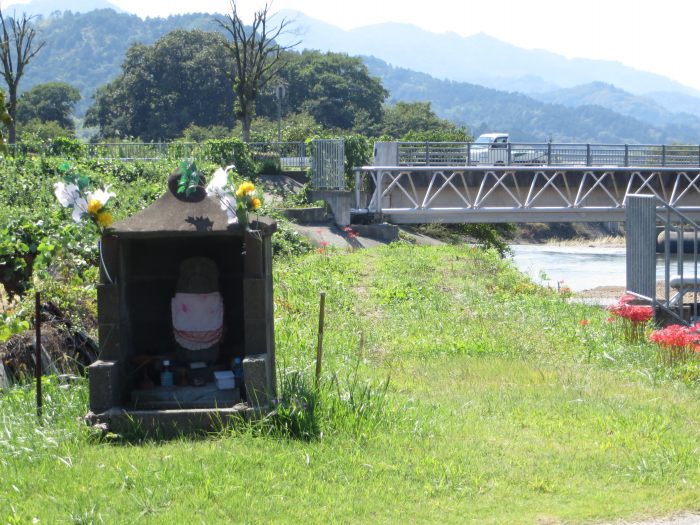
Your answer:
[280,11,700,100]
[6,1,700,143]
[5,0,122,16]
[366,58,667,143]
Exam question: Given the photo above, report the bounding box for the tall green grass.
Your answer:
[2,244,700,523]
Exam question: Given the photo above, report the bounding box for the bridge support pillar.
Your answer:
[626,195,657,302]
[373,142,399,166]
[310,190,352,227]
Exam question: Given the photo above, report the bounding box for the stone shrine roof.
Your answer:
[111,174,276,238]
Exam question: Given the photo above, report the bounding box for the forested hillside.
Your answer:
[531,82,700,135]
[12,9,700,143]
[365,57,688,143]
[27,9,219,113]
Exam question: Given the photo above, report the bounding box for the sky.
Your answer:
[8,0,700,91]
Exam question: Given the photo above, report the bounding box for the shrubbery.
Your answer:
[199,138,255,177]
[254,151,281,175]
[0,147,312,344]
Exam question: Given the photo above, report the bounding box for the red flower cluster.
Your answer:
[606,294,653,324]
[649,323,700,365]
[649,323,700,349]
[343,226,358,239]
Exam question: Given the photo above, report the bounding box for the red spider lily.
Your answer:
[607,295,653,342]
[649,323,700,365]
[607,295,653,324]
[343,226,358,239]
[579,319,589,326]
[649,324,700,348]
[320,241,329,247]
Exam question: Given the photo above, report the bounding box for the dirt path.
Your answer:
[573,282,687,306]
[609,513,700,525]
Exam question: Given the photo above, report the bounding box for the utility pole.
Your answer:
[274,83,286,143]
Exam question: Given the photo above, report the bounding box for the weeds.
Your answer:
[260,359,391,442]
[0,376,88,468]
[265,369,320,441]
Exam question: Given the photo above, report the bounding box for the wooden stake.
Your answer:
[35,291,42,419]
[315,292,326,386]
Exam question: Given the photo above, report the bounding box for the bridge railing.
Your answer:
[397,142,470,166]
[395,141,700,167]
[626,194,700,325]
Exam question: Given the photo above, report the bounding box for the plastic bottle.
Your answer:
[232,357,244,395]
[161,360,174,387]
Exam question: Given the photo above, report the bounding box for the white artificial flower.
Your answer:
[72,197,88,223]
[53,182,80,208]
[219,194,239,225]
[206,168,229,196]
[86,187,116,207]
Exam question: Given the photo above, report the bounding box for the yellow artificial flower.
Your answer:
[87,199,103,215]
[252,197,261,210]
[96,211,113,227]
[236,181,255,197]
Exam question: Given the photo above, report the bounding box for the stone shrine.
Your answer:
[86,173,276,434]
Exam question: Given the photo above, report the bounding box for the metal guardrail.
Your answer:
[397,142,700,167]
[312,139,345,190]
[8,139,700,170]
[86,142,201,160]
[5,141,202,161]
[626,194,700,325]
[247,141,309,170]
[5,141,313,167]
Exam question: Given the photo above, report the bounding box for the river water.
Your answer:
[510,245,626,291]
[510,244,699,292]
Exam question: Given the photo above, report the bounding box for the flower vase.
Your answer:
[236,208,249,230]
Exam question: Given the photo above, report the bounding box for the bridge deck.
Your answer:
[353,165,700,223]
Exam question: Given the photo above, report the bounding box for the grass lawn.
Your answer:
[2,244,699,524]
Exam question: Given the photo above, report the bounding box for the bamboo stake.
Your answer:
[35,291,42,419]
[315,292,326,386]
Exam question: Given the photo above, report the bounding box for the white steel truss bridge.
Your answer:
[352,166,700,223]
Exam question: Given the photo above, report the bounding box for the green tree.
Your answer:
[0,91,12,148]
[0,10,45,143]
[247,111,323,142]
[257,51,387,132]
[19,119,74,142]
[381,101,469,139]
[180,124,234,142]
[85,30,235,141]
[217,1,296,142]
[17,82,81,129]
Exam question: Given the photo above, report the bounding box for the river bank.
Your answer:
[5,243,700,524]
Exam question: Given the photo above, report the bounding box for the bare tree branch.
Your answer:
[216,0,299,141]
[0,8,45,143]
